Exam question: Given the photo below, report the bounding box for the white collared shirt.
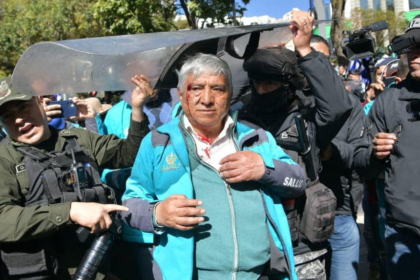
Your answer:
[183,115,237,171]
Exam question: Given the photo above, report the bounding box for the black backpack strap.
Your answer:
[42,169,64,203]
[65,137,83,154]
[16,146,50,162]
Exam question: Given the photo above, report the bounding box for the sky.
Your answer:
[242,0,310,18]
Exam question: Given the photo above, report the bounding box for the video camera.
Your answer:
[389,16,420,54]
[343,21,389,60]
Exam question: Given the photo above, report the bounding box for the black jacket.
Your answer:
[240,50,353,183]
[319,92,366,216]
[354,75,420,236]
[239,50,353,254]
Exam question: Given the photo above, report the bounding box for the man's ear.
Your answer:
[395,76,402,84]
[177,88,182,100]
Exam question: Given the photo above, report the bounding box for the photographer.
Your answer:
[364,57,398,106]
[0,75,152,279]
[354,15,420,279]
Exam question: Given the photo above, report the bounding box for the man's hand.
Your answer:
[219,150,265,183]
[42,97,62,122]
[130,75,157,122]
[367,82,385,100]
[69,202,128,234]
[289,11,314,57]
[70,97,96,121]
[320,144,333,161]
[372,132,396,160]
[155,195,205,231]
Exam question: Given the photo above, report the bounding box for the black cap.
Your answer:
[243,47,305,90]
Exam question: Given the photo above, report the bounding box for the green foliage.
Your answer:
[179,0,250,29]
[93,0,178,34]
[175,19,190,30]
[0,0,103,75]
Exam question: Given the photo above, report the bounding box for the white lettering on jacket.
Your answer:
[283,177,304,188]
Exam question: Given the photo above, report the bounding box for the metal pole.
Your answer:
[314,0,327,39]
[232,0,237,26]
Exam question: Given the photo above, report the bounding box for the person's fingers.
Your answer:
[47,104,62,110]
[288,23,299,34]
[139,75,150,83]
[373,137,395,145]
[103,213,113,230]
[97,218,107,232]
[376,151,391,157]
[219,161,237,173]
[175,206,206,217]
[375,132,397,140]
[90,224,97,234]
[175,224,201,231]
[174,198,203,208]
[219,153,239,165]
[151,89,159,99]
[224,175,244,184]
[168,194,188,200]
[175,216,205,227]
[45,110,62,117]
[131,76,142,87]
[102,204,129,213]
[373,144,394,152]
[220,169,242,180]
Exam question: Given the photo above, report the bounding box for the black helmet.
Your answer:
[243,47,306,90]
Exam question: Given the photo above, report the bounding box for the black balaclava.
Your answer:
[249,81,291,109]
[243,47,305,113]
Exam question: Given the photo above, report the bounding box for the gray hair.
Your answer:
[177,53,232,95]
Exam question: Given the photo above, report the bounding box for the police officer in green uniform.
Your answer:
[0,74,154,279]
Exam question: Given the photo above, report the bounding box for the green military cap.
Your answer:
[0,77,32,108]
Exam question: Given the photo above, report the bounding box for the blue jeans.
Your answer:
[327,215,360,280]
[385,224,420,280]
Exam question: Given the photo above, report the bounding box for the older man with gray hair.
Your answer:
[122,53,307,280]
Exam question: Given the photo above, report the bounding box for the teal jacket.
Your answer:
[122,111,305,280]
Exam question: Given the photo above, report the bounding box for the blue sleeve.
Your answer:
[122,133,158,232]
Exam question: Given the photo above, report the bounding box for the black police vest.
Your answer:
[276,119,336,255]
[18,137,110,206]
[238,102,336,255]
[0,137,114,279]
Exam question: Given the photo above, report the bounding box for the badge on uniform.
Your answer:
[15,164,26,174]
[0,81,11,98]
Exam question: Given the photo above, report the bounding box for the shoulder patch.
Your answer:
[15,164,26,173]
[60,130,72,135]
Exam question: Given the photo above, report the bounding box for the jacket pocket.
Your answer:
[1,238,58,278]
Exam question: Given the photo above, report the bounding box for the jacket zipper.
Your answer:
[181,126,239,278]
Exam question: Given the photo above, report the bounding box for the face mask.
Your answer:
[250,82,290,110]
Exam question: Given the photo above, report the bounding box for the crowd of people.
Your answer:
[1,10,420,280]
